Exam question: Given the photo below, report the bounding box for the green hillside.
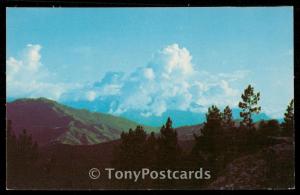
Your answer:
[10,98,159,145]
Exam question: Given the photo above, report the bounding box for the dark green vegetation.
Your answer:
[7,121,39,188]
[6,85,294,189]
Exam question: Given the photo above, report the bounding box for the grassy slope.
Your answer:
[13,98,159,144]
[51,99,158,132]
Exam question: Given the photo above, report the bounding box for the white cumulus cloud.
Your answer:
[6,44,70,100]
[90,43,248,117]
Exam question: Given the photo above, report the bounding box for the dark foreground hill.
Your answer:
[6,136,293,189]
[209,137,294,189]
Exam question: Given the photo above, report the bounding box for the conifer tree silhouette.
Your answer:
[145,132,157,168]
[222,105,235,129]
[238,85,261,128]
[157,117,180,168]
[281,99,294,136]
[113,125,147,169]
[202,106,223,170]
[238,85,262,152]
[6,120,39,186]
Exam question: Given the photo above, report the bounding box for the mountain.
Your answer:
[60,99,206,127]
[6,98,158,146]
[60,99,273,128]
[6,97,276,146]
[121,110,206,128]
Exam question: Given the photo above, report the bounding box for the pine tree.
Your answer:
[238,85,261,128]
[157,117,180,168]
[221,106,238,162]
[17,129,39,164]
[202,105,222,138]
[204,106,222,162]
[113,126,148,169]
[7,122,39,185]
[282,99,294,136]
[192,105,225,173]
[7,120,17,181]
[145,132,157,168]
[222,105,235,129]
[7,120,17,150]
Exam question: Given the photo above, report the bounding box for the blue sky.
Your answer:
[6,7,293,119]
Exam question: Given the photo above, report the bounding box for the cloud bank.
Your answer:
[7,43,249,117]
[67,44,246,117]
[7,44,77,100]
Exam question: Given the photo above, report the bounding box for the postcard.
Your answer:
[6,7,294,190]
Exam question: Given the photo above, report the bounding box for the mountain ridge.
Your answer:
[59,99,275,127]
[6,97,281,146]
[7,97,159,146]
